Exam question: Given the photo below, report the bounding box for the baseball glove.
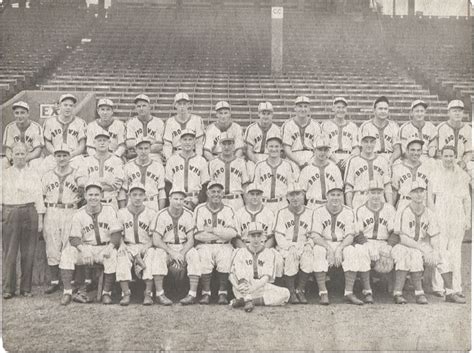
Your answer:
[168,260,187,282]
[374,254,394,273]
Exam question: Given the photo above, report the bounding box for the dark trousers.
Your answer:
[2,204,38,294]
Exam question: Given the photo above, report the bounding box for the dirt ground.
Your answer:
[2,244,471,351]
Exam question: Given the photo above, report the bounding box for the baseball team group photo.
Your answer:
[1,0,472,351]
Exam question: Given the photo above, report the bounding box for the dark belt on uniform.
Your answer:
[165,241,186,245]
[46,202,78,209]
[144,195,159,201]
[2,202,35,208]
[196,240,229,245]
[308,199,326,205]
[264,196,284,203]
[222,194,242,200]
[353,190,368,195]
[400,196,411,200]
[101,198,113,204]
[185,191,200,197]
[334,150,351,154]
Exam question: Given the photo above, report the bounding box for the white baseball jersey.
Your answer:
[231,247,275,280]
[69,204,121,245]
[194,203,239,238]
[299,161,343,202]
[163,114,205,150]
[203,122,244,155]
[355,203,396,240]
[165,153,209,193]
[436,122,472,158]
[253,159,299,199]
[86,119,126,152]
[244,122,281,155]
[117,206,156,245]
[235,205,275,242]
[43,116,86,150]
[126,116,164,145]
[209,157,249,194]
[398,121,437,154]
[281,118,322,153]
[274,206,313,246]
[320,120,359,153]
[394,205,439,242]
[359,120,400,153]
[3,120,44,152]
[152,207,194,244]
[344,155,391,192]
[391,162,430,198]
[312,205,355,242]
[42,168,82,205]
[123,159,165,197]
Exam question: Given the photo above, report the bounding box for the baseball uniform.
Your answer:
[436,121,472,160]
[320,120,359,164]
[299,161,343,209]
[126,116,165,163]
[86,119,126,156]
[3,120,44,170]
[123,159,165,212]
[165,153,209,195]
[203,122,244,157]
[244,122,282,162]
[163,114,205,159]
[391,161,431,210]
[398,121,437,160]
[281,118,322,165]
[116,206,157,281]
[359,119,400,161]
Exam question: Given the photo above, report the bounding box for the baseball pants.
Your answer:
[233,282,290,306]
[154,245,201,276]
[263,198,287,215]
[363,239,393,262]
[59,244,117,274]
[43,207,76,266]
[196,243,233,274]
[313,242,371,273]
[2,204,38,294]
[43,154,85,173]
[116,244,155,281]
[246,160,255,182]
[222,195,244,212]
[289,151,313,168]
[352,192,368,210]
[143,198,160,213]
[306,199,327,210]
[391,244,450,274]
[277,245,313,276]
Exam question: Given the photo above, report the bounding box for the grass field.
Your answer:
[2,244,471,351]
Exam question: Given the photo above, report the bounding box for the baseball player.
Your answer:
[3,101,43,170]
[208,132,250,211]
[253,136,299,214]
[229,222,290,312]
[354,180,397,300]
[273,182,314,304]
[299,137,343,209]
[391,138,431,210]
[203,101,244,161]
[43,94,87,171]
[126,94,164,163]
[398,100,437,162]
[312,184,371,305]
[116,182,156,306]
[281,96,322,169]
[359,96,401,164]
[122,136,166,212]
[428,145,471,298]
[59,180,122,305]
[86,98,126,158]
[41,143,82,294]
[193,181,238,305]
[234,183,283,280]
[165,129,209,211]
[391,180,465,304]
[320,97,359,170]
[151,187,201,305]
[163,92,205,160]
[344,129,393,209]
[244,102,281,163]
[435,99,472,170]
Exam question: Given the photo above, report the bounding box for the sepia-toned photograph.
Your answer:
[0,0,472,351]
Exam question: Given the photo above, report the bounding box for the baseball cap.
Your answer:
[97,98,114,108]
[266,136,283,145]
[410,180,426,192]
[174,92,190,103]
[180,129,196,138]
[447,99,464,110]
[94,132,110,140]
[12,101,30,111]
[219,131,235,143]
[134,94,150,104]
[246,182,263,193]
[169,186,187,196]
[295,96,310,105]
[373,96,389,108]
[326,184,344,194]
[247,222,265,236]
[367,179,384,191]
[207,180,224,190]
[333,97,348,106]
[59,94,77,104]
[129,182,146,193]
[314,137,331,149]
[360,127,377,140]
[410,99,428,110]
[53,143,72,154]
[85,179,103,191]
[287,182,305,194]
[258,102,274,112]
[135,136,153,147]
[406,138,424,149]
[215,101,231,111]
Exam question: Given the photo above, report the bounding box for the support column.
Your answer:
[408,0,415,16]
[271,2,283,75]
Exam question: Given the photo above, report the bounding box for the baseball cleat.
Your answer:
[45,283,60,294]
[101,293,113,305]
[3,293,14,300]
[295,290,308,304]
[230,298,245,308]
[180,295,196,305]
[455,292,466,298]
[416,294,428,304]
[244,300,254,313]
[393,295,407,304]
[199,294,210,305]
[345,293,364,305]
[432,291,444,297]
[73,291,91,304]
[156,294,173,306]
[21,291,33,297]
[60,293,72,306]
[217,293,229,305]
[120,293,131,306]
[319,293,329,305]
[289,291,300,304]
[445,293,466,304]
[143,292,154,306]
[363,293,374,304]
